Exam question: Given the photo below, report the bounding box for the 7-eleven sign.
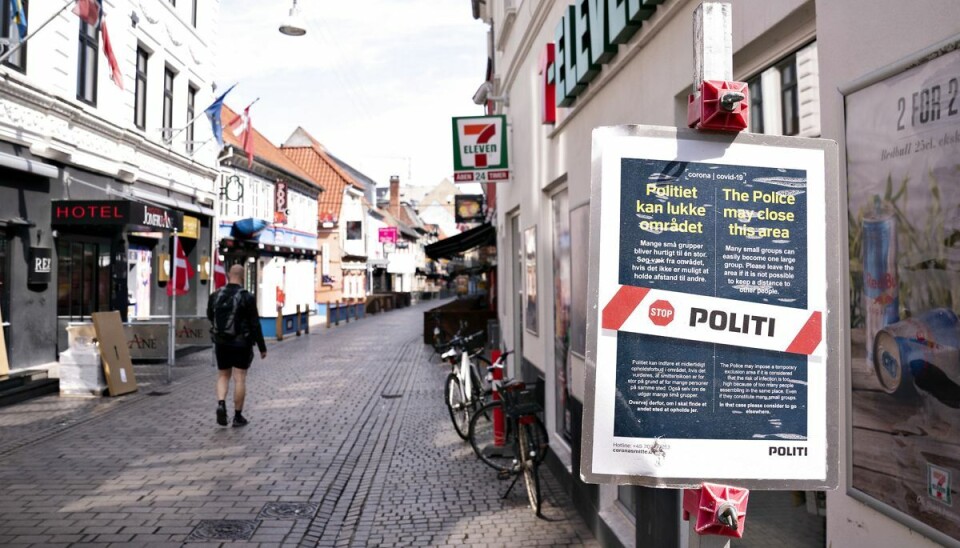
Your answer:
[452,115,510,183]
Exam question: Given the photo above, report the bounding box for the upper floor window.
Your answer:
[747,75,763,134]
[186,84,197,154]
[1,0,27,72]
[162,66,176,143]
[779,55,799,136]
[77,20,98,106]
[134,47,148,130]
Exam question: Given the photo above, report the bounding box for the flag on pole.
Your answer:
[204,84,237,147]
[100,19,123,90]
[73,0,101,26]
[167,235,195,297]
[8,0,27,40]
[213,254,227,289]
[227,103,255,167]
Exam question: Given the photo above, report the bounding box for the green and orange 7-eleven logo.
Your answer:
[452,115,509,175]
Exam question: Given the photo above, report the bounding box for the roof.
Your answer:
[220,106,321,191]
[281,127,365,224]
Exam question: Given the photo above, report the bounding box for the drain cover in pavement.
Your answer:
[257,501,320,520]
[185,519,259,542]
[381,393,403,399]
[147,391,169,396]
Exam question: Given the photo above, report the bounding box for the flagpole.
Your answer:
[168,229,178,383]
[0,0,74,65]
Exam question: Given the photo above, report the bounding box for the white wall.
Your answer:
[0,0,220,198]
[815,1,960,546]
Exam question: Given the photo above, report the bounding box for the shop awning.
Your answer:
[425,222,495,260]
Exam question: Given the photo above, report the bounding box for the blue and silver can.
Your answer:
[863,201,899,364]
[873,308,960,396]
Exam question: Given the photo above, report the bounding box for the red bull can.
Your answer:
[862,202,899,364]
[873,308,960,396]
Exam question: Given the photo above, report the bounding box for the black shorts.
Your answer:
[215,344,254,370]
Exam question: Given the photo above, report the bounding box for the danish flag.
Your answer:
[166,235,195,297]
[213,254,227,289]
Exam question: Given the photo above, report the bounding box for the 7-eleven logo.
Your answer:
[455,116,506,170]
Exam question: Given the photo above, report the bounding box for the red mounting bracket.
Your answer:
[687,80,749,132]
[682,482,750,538]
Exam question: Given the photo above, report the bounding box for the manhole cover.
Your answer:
[381,393,403,399]
[147,391,169,396]
[257,502,319,520]
[185,519,259,542]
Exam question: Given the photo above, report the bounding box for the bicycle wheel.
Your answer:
[522,414,549,465]
[518,422,542,516]
[468,401,513,472]
[445,373,470,440]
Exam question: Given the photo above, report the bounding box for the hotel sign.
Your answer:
[452,115,510,183]
[52,201,184,232]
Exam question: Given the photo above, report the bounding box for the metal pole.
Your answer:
[0,0,74,65]
[168,229,178,383]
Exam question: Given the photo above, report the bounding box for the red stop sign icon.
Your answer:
[649,300,674,326]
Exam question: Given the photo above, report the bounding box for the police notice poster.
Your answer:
[846,45,960,543]
[581,126,839,488]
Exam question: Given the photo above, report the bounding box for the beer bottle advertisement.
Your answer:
[846,45,960,541]
[581,125,840,489]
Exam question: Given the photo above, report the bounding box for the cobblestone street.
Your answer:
[0,301,598,547]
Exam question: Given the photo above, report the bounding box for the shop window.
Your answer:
[1,0,27,72]
[618,485,637,522]
[186,83,197,154]
[134,46,149,130]
[57,239,110,319]
[779,55,799,136]
[552,188,572,441]
[346,221,362,240]
[77,19,98,106]
[748,75,763,134]
[162,66,176,143]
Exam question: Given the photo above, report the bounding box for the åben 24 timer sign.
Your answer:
[452,115,510,184]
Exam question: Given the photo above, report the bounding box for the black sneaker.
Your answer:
[216,405,228,426]
[232,413,248,427]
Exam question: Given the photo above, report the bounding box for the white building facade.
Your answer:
[473,0,960,546]
[0,0,220,372]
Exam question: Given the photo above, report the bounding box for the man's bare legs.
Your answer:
[217,369,232,401]
[232,368,247,412]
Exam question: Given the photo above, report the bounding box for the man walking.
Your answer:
[207,264,267,427]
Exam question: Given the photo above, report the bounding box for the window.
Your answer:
[134,47,149,130]
[748,75,763,134]
[162,67,175,143]
[56,239,110,319]
[346,221,362,240]
[618,485,637,522]
[77,20,98,105]
[779,55,799,136]
[191,0,198,27]
[186,84,197,154]
[1,0,27,71]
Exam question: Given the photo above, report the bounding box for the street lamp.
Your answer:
[279,0,307,36]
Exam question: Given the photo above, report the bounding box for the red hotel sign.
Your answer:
[52,201,184,231]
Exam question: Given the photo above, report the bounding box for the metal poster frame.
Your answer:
[581,125,841,490]
[840,34,960,548]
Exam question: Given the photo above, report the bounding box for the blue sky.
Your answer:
[217,1,489,188]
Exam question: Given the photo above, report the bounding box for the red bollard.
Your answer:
[491,349,505,447]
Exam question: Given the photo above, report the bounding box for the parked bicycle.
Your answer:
[439,330,489,439]
[468,353,549,516]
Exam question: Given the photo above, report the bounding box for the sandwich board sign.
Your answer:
[92,311,138,397]
[452,115,510,183]
[581,125,840,489]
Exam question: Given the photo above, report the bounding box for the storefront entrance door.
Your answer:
[56,237,112,353]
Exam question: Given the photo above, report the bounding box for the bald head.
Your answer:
[228,264,245,284]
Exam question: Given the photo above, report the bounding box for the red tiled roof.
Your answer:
[221,106,321,190]
[281,128,364,224]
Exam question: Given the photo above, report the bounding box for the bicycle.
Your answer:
[439,330,489,440]
[468,353,549,516]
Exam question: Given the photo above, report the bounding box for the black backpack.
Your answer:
[211,288,245,344]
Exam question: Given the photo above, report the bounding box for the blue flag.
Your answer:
[9,0,27,40]
[203,84,236,147]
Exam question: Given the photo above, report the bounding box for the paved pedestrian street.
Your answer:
[0,301,599,547]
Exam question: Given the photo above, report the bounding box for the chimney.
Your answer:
[389,175,400,217]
